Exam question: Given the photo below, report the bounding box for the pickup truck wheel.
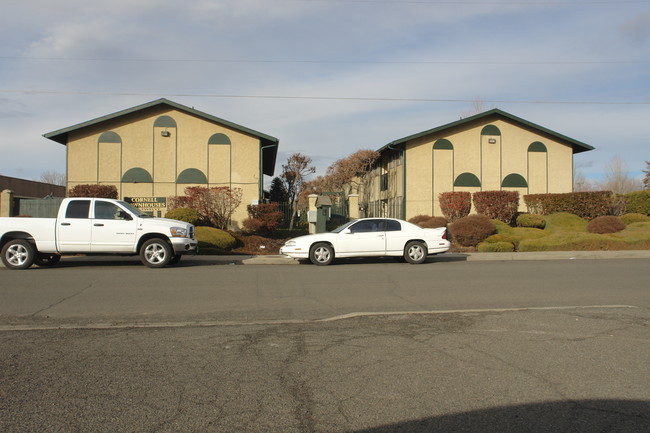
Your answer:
[35,253,61,267]
[140,238,173,268]
[1,239,35,270]
[404,241,427,264]
[310,243,334,266]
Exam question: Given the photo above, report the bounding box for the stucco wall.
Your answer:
[66,107,262,226]
[373,117,578,219]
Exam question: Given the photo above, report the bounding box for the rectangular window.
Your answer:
[380,173,389,191]
[94,201,120,219]
[65,200,91,219]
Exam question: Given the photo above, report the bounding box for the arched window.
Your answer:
[98,131,121,143]
[177,168,208,184]
[454,172,481,187]
[154,115,177,128]
[208,133,231,145]
[528,141,547,152]
[501,173,528,188]
[432,139,453,150]
[122,167,153,183]
[481,125,501,136]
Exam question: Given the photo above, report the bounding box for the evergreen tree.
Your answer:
[269,177,289,202]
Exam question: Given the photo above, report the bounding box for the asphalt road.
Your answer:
[1,258,649,432]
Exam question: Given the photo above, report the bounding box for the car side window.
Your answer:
[94,201,123,220]
[384,220,401,232]
[65,200,91,219]
[350,220,381,233]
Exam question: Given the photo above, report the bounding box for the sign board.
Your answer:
[124,196,167,211]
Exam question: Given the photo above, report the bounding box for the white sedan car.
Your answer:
[280,218,450,265]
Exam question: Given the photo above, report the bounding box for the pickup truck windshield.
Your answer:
[118,201,153,218]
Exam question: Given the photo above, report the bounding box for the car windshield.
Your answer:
[118,201,152,218]
[330,220,357,233]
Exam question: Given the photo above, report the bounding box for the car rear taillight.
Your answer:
[442,230,447,239]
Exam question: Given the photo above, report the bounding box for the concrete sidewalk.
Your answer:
[211,250,650,265]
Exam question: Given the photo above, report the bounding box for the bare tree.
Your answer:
[281,153,316,229]
[38,170,66,186]
[325,149,380,198]
[460,97,495,118]
[597,157,641,194]
[573,170,595,192]
[643,161,650,190]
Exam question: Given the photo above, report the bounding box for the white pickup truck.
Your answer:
[0,197,197,269]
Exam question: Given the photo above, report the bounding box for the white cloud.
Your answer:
[1,0,648,182]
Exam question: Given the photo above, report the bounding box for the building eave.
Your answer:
[378,108,595,154]
[43,98,279,176]
[43,98,279,146]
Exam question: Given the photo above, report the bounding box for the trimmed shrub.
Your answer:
[487,221,547,250]
[165,207,200,225]
[523,191,612,220]
[438,191,471,222]
[587,216,626,234]
[69,184,118,199]
[477,241,515,252]
[243,203,283,235]
[516,213,546,229]
[620,213,650,225]
[195,226,237,253]
[408,215,448,228]
[473,190,519,224]
[623,190,650,215]
[408,215,432,225]
[448,214,495,247]
[242,218,265,234]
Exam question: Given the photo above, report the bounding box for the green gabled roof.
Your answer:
[380,108,594,154]
[43,98,279,175]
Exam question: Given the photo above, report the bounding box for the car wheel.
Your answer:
[35,253,61,267]
[140,238,173,268]
[404,241,427,264]
[310,243,334,266]
[1,239,35,270]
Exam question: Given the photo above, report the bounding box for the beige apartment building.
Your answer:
[367,109,594,219]
[44,99,279,225]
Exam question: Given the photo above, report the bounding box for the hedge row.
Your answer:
[473,191,519,223]
[68,184,118,199]
[623,190,650,215]
[438,192,471,222]
[523,191,612,220]
[438,190,519,223]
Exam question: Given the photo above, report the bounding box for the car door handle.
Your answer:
[61,223,71,226]
[94,223,104,227]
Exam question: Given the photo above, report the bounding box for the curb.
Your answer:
[227,250,650,265]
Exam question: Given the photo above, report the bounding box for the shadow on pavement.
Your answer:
[47,255,250,268]
[352,399,649,433]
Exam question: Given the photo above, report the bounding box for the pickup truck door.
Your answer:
[56,199,93,252]
[90,200,137,252]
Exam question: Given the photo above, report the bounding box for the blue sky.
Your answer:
[1,0,648,185]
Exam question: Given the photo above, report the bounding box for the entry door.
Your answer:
[57,199,93,252]
[90,200,137,252]
[336,219,386,255]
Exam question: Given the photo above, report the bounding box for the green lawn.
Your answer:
[478,213,650,252]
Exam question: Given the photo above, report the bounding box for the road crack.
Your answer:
[30,284,93,317]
